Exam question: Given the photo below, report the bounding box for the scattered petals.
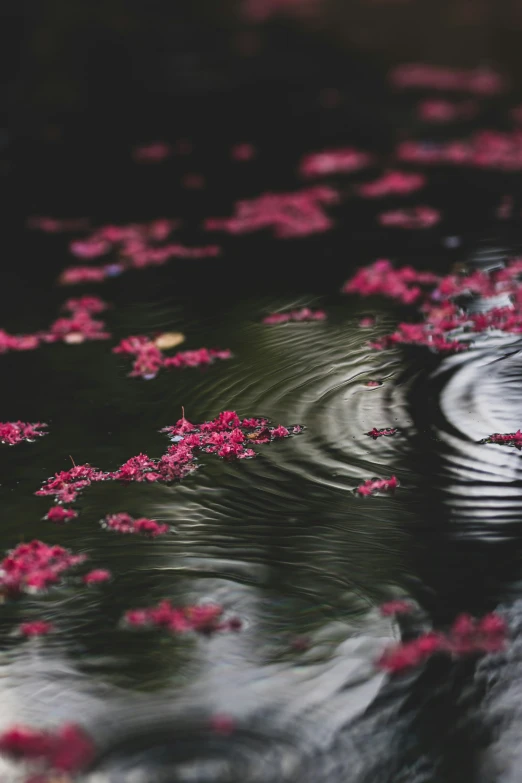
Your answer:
[45,507,78,524]
[263,308,326,324]
[378,612,507,674]
[19,620,54,637]
[0,540,86,597]
[378,206,440,229]
[0,422,48,445]
[357,170,425,198]
[299,148,374,178]
[365,427,398,439]
[205,186,338,238]
[101,513,169,537]
[481,430,522,449]
[83,569,111,585]
[124,599,240,635]
[114,337,232,379]
[356,476,398,496]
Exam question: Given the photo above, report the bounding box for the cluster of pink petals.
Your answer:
[60,218,220,284]
[0,540,86,596]
[205,186,338,238]
[83,569,111,585]
[262,308,326,324]
[417,98,479,123]
[231,143,256,161]
[0,422,48,446]
[343,259,439,305]
[379,600,413,616]
[397,131,522,171]
[378,206,440,229]
[370,322,467,353]
[0,723,94,774]
[45,506,78,523]
[102,513,169,537]
[132,142,172,163]
[356,476,398,496]
[389,64,505,95]
[365,427,398,439]
[19,620,54,638]
[299,148,374,178]
[0,296,111,355]
[36,413,302,509]
[357,170,425,198]
[113,336,232,379]
[36,464,106,504]
[124,599,241,634]
[26,216,90,233]
[481,431,522,449]
[378,612,507,674]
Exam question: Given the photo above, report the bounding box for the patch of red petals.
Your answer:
[0,422,48,445]
[379,600,413,616]
[60,218,219,284]
[356,476,398,496]
[19,620,54,637]
[378,206,440,229]
[113,336,232,379]
[0,723,94,774]
[365,427,398,439]
[83,569,111,585]
[27,216,90,233]
[417,98,479,124]
[343,259,439,305]
[299,148,374,178]
[378,612,507,674]
[102,513,169,537]
[357,170,425,198]
[36,413,303,509]
[205,186,338,238]
[124,599,241,635]
[481,431,522,449]
[397,131,522,171]
[132,142,172,163]
[0,540,86,596]
[389,64,505,95]
[44,506,78,523]
[263,308,326,324]
[0,296,110,356]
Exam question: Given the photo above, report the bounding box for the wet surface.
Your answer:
[3,27,522,783]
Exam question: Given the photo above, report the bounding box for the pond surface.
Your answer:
[1,37,522,783]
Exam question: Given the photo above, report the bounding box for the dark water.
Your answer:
[3,29,522,783]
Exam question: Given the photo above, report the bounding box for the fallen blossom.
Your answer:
[44,507,78,523]
[0,723,94,774]
[389,64,505,95]
[417,98,478,124]
[36,464,106,504]
[343,259,439,305]
[262,308,326,324]
[365,380,383,388]
[378,206,440,229]
[27,216,90,233]
[205,186,338,238]
[300,148,373,179]
[0,540,86,596]
[359,317,375,327]
[396,131,522,171]
[0,422,48,445]
[101,513,169,537]
[132,142,172,163]
[365,427,398,439]
[357,170,425,198]
[19,620,54,637]
[83,569,111,585]
[481,431,522,449]
[379,600,413,616]
[124,599,240,634]
[209,715,236,735]
[231,143,256,161]
[378,612,507,673]
[356,476,398,496]
[113,336,232,379]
